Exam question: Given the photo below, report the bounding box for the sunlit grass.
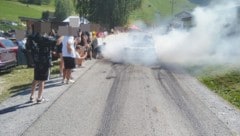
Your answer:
[0,0,55,22]
[0,62,59,103]
[200,70,240,109]
[187,64,240,109]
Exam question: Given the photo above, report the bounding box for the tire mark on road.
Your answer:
[96,64,131,136]
[157,69,206,135]
[153,66,232,136]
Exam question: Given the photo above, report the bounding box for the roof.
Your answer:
[63,16,89,24]
[174,11,192,19]
[19,17,42,22]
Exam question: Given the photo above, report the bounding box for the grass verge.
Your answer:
[0,62,59,103]
[0,0,55,22]
[187,64,240,109]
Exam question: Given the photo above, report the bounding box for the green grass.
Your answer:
[129,0,196,24]
[0,66,34,102]
[200,71,240,109]
[0,63,59,103]
[187,64,240,109]
[0,0,55,22]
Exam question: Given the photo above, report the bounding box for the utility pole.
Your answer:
[169,0,176,16]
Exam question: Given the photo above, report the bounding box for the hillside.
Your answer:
[0,0,198,25]
[128,0,196,24]
[0,0,55,22]
[189,0,211,6]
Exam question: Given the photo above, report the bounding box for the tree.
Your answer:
[74,0,142,29]
[19,0,43,5]
[74,0,90,18]
[54,0,74,21]
[42,0,51,5]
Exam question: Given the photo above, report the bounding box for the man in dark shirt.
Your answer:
[27,33,55,103]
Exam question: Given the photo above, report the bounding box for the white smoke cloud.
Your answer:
[103,0,240,66]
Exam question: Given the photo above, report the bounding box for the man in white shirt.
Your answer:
[60,35,76,84]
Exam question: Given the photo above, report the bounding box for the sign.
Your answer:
[69,18,79,27]
[58,26,79,36]
[80,24,90,32]
[69,27,79,36]
[15,30,25,40]
[40,22,51,34]
[58,26,69,36]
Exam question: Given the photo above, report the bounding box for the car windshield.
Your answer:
[0,39,16,47]
[130,33,154,47]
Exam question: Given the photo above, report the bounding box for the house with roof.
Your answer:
[63,16,89,27]
[169,10,193,30]
[19,14,68,35]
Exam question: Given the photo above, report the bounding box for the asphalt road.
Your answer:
[1,60,240,136]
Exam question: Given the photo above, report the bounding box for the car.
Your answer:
[122,32,159,66]
[0,38,18,55]
[0,47,17,71]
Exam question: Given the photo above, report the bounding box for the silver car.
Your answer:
[123,32,159,66]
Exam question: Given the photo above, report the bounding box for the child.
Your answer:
[75,45,87,67]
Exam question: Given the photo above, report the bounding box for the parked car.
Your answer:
[0,47,17,71]
[0,38,18,55]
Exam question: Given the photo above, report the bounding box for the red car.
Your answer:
[0,38,18,55]
[0,48,17,71]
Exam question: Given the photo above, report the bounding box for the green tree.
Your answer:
[42,0,51,5]
[54,0,74,21]
[74,0,142,29]
[74,0,90,18]
[19,0,43,5]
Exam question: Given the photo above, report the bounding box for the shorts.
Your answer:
[63,57,76,69]
[34,64,50,81]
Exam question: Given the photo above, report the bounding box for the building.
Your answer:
[169,10,193,30]
[19,16,68,35]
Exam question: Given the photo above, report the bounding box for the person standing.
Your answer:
[75,45,88,67]
[61,35,76,84]
[56,35,64,77]
[28,33,54,103]
[91,31,98,59]
[80,31,92,60]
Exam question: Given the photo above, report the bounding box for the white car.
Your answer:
[122,32,159,66]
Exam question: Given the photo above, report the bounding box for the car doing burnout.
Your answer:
[123,32,159,66]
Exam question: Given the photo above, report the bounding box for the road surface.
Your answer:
[1,60,240,136]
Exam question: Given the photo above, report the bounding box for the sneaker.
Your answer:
[66,79,75,84]
[37,97,47,104]
[62,79,65,84]
[30,96,34,103]
[69,79,75,83]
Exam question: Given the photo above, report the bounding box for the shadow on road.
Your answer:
[9,77,63,98]
[0,101,37,115]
